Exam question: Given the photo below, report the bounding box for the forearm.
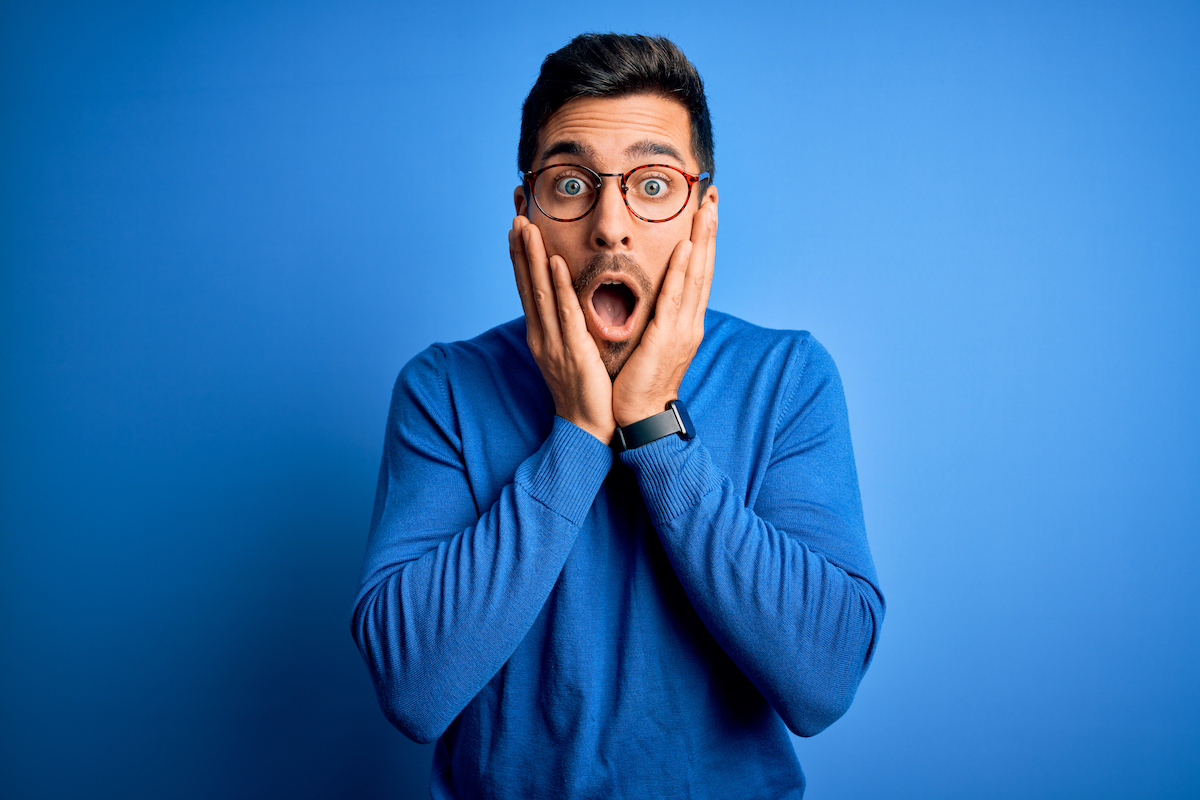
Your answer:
[620,435,883,737]
[352,417,612,743]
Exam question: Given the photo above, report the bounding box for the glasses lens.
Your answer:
[533,166,597,221]
[625,166,691,221]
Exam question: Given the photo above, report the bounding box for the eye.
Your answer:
[556,176,586,196]
[631,171,675,200]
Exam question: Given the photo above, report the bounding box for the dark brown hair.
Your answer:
[518,34,715,183]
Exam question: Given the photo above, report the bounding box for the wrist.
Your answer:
[614,397,674,428]
[612,400,696,453]
[557,413,615,446]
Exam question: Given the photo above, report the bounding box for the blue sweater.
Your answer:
[351,310,884,798]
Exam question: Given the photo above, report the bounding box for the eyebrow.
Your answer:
[538,138,687,170]
[539,140,597,167]
[624,139,686,164]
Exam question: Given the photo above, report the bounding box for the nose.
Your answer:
[587,176,633,250]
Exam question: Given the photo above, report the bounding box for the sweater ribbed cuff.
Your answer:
[515,416,614,526]
[618,435,715,529]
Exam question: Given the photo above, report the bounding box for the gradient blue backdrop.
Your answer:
[3,1,1198,797]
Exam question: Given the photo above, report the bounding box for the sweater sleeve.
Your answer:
[618,338,884,738]
[350,346,614,744]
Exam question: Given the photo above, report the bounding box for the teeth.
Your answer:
[601,279,624,285]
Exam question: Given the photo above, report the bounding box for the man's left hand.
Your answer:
[612,200,718,427]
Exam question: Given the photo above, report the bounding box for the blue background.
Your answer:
[3,1,1198,797]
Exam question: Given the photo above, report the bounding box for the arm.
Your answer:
[351,216,619,743]
[610,195,881,736]
[619,339,884,737]
[351,348,613,743]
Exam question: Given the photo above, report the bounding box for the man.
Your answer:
[352,33,884,798]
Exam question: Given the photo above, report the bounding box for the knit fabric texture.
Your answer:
[351,310,884,799]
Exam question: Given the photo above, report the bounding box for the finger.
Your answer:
[510,218,534,308]
[655,238,694,330]
[549,254,590,351]
[509,217,543,346]
[694,208,717,330]
[677,205,714,328]
[696,232,716,330]
[523,222,563,346]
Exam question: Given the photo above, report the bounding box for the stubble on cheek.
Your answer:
[572,253,654,380]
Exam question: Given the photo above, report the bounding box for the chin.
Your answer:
[597,338,632,380]
[593,308,655,379]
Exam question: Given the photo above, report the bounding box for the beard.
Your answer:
[572,253,655,380]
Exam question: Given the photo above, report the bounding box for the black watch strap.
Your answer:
[613,400,696,453]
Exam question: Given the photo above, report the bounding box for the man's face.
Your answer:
[514,93,717,378]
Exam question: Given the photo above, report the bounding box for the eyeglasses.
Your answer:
[522,163,711,223]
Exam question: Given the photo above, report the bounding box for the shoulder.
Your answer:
[393,317,544,413]
[690,310,849,449]
[399,317,532,380]
[697,309,842,389]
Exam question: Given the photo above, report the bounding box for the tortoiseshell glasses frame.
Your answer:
[521,163,711,223]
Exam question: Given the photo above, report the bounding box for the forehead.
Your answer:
[536,94,693,169]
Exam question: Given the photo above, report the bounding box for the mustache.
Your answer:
[572,253,653,298]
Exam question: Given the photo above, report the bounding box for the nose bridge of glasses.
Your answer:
[590,172,634,229]
[594,171,630,201]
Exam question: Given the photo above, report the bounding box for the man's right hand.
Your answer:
[510,217,616,445]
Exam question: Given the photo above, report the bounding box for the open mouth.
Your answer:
[587,277,639,340]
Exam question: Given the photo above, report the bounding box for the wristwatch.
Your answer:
[613,400,696,452]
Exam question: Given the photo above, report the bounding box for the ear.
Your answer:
[701,184,718,208]
[514,185,529,218]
